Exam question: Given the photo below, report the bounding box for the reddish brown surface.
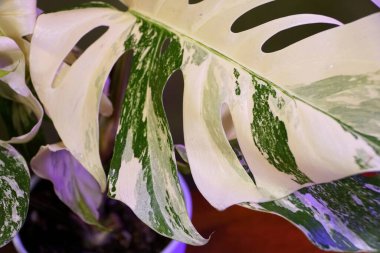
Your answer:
[186,187,329,253]
[0,244,13,253]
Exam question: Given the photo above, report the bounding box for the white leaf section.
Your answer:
[182,43,264,208]
[30,9,136,191]
[0,36,43,144]
[0,0,37,52]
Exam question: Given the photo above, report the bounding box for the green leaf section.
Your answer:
[250,76,312,184]
[242,174,380,251]
[0,70,11,78]
[0,143,30,247]
[109,17,205,244]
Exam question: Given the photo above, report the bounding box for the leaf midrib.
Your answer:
[127,9,379,152]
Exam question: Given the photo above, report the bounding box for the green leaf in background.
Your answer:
[0,142,30,247]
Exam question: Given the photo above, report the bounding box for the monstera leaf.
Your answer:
[30,0,380,249]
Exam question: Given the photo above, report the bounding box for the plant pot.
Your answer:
[13,175,192,253]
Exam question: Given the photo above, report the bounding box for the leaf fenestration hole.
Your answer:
[64,26,109,66]
[163,69,185,145]
[231,0,379,33]
[188,0,204,4]
[262,23,337,53]
[221,104,256,185]
[160,38,171,55]
[52,26,109,88]
[100,50,134,164]
[231,0,379,51]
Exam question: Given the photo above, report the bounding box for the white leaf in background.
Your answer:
[0,36,43,144]
[0,0,37,52]
[31,143,103,227]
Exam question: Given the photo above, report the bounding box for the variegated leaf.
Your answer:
[0,142,30,247]
[30,6,207,245]
[120,0,380,210]
[177,141,380,251]
[242,173,380,252]
[108,18,207,245]
[30,1,380,249]
[31,144,103,227]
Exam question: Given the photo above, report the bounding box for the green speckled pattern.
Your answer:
[0,142,29,247]
[108,18,206,245]
[251,76,312,185]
